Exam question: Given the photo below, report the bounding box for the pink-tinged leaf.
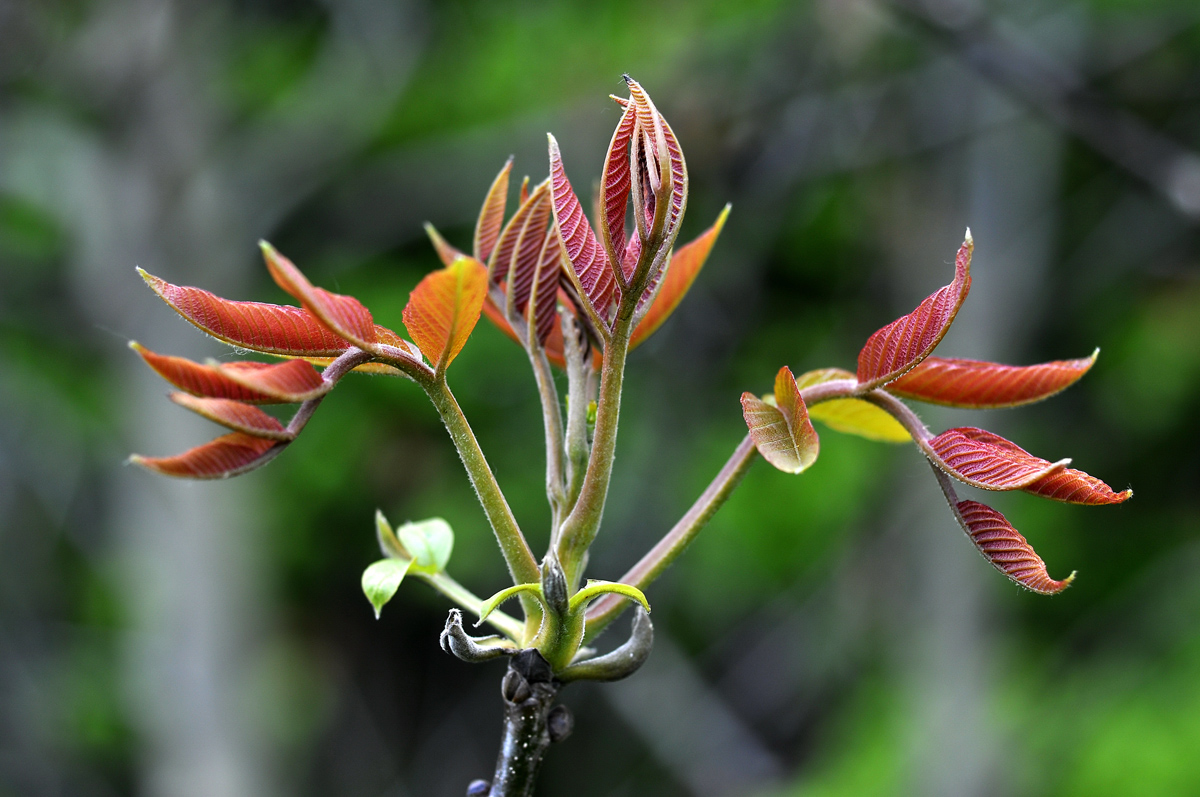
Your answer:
[598,99,637,265]
[490,179,550,285]
[518,176,530,206]
[168,393,293,440]
[1023,468,1133,505]
[857,233,973,389]
[548,133,616,325]
[132,343,305,404]
[630,205,730,349]
[887,352,1099,408]
[403,256,489,371]
[425,222,467,268]
[741,366,820,474]
[929,427,1067,491]
[505,191,553,314]
[139,269,354,357]
[527,228,563,346]
[260,242,378,350]
[624,79,687,245]
[475,157,512,262]
[953,499,1074,594]
[213,359,329,402]
[130,432,282,480]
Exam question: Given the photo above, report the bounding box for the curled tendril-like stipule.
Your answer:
[557,607,653,683]
[440,609,517,663]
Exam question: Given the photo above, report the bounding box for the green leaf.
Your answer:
[362,558,414,619]
[397,517,454,571]
[568,580,651,615]
[375,510,406,559]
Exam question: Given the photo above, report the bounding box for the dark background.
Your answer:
[2,0,1199,794]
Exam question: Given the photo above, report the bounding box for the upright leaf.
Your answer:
[490,179,550,285]
[260,242,378,350]
[168,394,293,440]
[857,233,973,389]
[952,499,1074,594]
[504,192,553,314]
[548,133,616,325]
[396,518,454,572]
[623,80,687,247]
[425,222,467,269]
[131,343,320,404]
[741,366,820,474]
[527,228,564,346]
[130,432,281,479]
[598,99,637,265]
[403,256,489,372]
[886,352,1098,408]
[474,157,512,262]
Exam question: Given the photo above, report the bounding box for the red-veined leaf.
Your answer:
[260,242,378,350]
[490,179,550,285]
[741,366,819,474]
[475,157,512,262]
[168,393,293,440]
[598,98,636,265]
[857,232,973,389]
[130,432,282,479]
[886,352,1098,408]
[132,343,310,404]
[928,427,1068,491]
[527,228,563,346]
[548,133,616,325]
[1023,467,1133,505]
[213,359,328,402]
[624,79,687,246]
[792,366,909,443]
[425,222,467,269]
[953,499,1074,594]
[403,256,489,371]
[505,191,553,314]
[630,204,729,349]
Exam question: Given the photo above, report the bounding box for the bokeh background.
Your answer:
[2,0,1199,794]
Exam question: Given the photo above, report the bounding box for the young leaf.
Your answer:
[527,228,564,346]
[598,98,637,265]
[928,427,1068,491]
[375,510,407,560]
[952,499,1074,594]
[624,78,687,247]
[211,358,329,402]
[548,133,616,325]
[396,518,454,572]
[857,232,973,389]
[402,256,489,372]
[490,179,550,285]
[886,352,1098,408]
[505,191,554,314]
[741,366,820,474]
[475,157,513,263]
[260,242,378,350]
[130,432,281,479]
[1023,467,1133,505]
[131,343,320,404]
[168,393,293,440]
[425,222,467,268]
[361,558,415,619]
[630,204,730,349]
[810,400,911,443]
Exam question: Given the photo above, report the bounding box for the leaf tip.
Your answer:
[964,227,973,245]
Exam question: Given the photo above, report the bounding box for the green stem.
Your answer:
[528,345,567,525]
[560,313,593,520]
[421,570,525,641]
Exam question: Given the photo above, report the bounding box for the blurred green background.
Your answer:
[2,0,1199,794]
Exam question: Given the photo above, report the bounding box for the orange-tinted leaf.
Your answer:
[131,432,282,479]
[1023,467,1133,505]
[953,499,1074,594]
[491,179,550,285]
[214,358,329,402]
[518,176,530,206]
[548,133,616,325]
[139,269,353,357]
[260,242,378,350]
[527,228,563,346]
[742,366,819,474]
[857,233,973,389]
[403,256,489,371]
[475,157,512,262]
[598,99,636,264]
[168,393,293,440]
[887,352,1098,408]
[132,343,301,404]
[425,222,467,269]
[630,204,729,349]
[928,427,1068,491]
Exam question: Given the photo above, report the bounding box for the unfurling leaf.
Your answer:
[598,98,637,264]
[887,352,1098,408]
[857,232,973,389]
[131,343,326,403]
[527,228,564,346]
[622,79,687,249]
[742,366,819,474]
[503,191,554,313]
[548,133,616,325]
[168,394,293,440]
[953,499,1074,594]
[475,157,512,262]
[630,204,730,349]
[260,242,378,350]
[403,256,489,372]
[362,558,415,619]
[490,179,550,285]
[130,432,281,479]
[396,517,454,572]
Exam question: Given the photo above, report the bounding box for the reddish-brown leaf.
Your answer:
[260,242,378,350]
[491,179,550,285]
[1023,468,1133,505]
[630,204,729,349]
[504,191,553,314]
[953,499,1074,594]
[475,157,512,263]
[742,367,820,474]
[214,359,328,402]
[518,176,530,206]
[548,133,616,325]
[929,427,1068,491]
[857,233,973,389]
[425,222,467,269]
[527,228,564,346]
[623,80,687,246]
[403,256,489,371]
[168,393,293,440]
[598,99,637,265]
[131,432,282,479]
[886,352,1098,408]
[132,343,302,403]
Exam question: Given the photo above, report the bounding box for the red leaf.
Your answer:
[403,256,489,371]
[857,233,973,389]
[214,359,328,402]
[598,98,637,264]
[518,176,530,206]
[886,352,1098,408]
[548,133,616,325]
[131,343,317,404]
[741,366,820,474]
[168,393,293,440]
[928,427,1068,490]
[490,179,550,285]
[624,79,687,247]
[260,242,378,350]
[1024,468,1133,505]
[475,157,512,263]
[630,204,729,349]
[503,189,553,312]
[954,500,1074,594]
[527,228,564,346]
[131,432,282,479]
[425,222,467,269]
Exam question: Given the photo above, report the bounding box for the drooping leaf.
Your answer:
[361,558,415,619]
[886,352,1099,408]
[527,229,564,346]
[953,499,1074,594]
[548,133,616,325]
[475,157,512,262]
[1023,467,1133,505]
[741,366,820,474]
[402,255,489,371]
[130,432,281,479]
[396,517,454,572]
[131,343,321,404]
[168,393,293,440]
[260,242,378,350]
[928,427,1068,491]
[857,233,973,389]
[598,98,637,264]
[212,358,328,402]
[490,179,550,285]
[630,204,730,349]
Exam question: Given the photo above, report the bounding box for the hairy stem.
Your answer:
[560,313,593,521]
[420,570,525,641]
[528,345,567,524]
